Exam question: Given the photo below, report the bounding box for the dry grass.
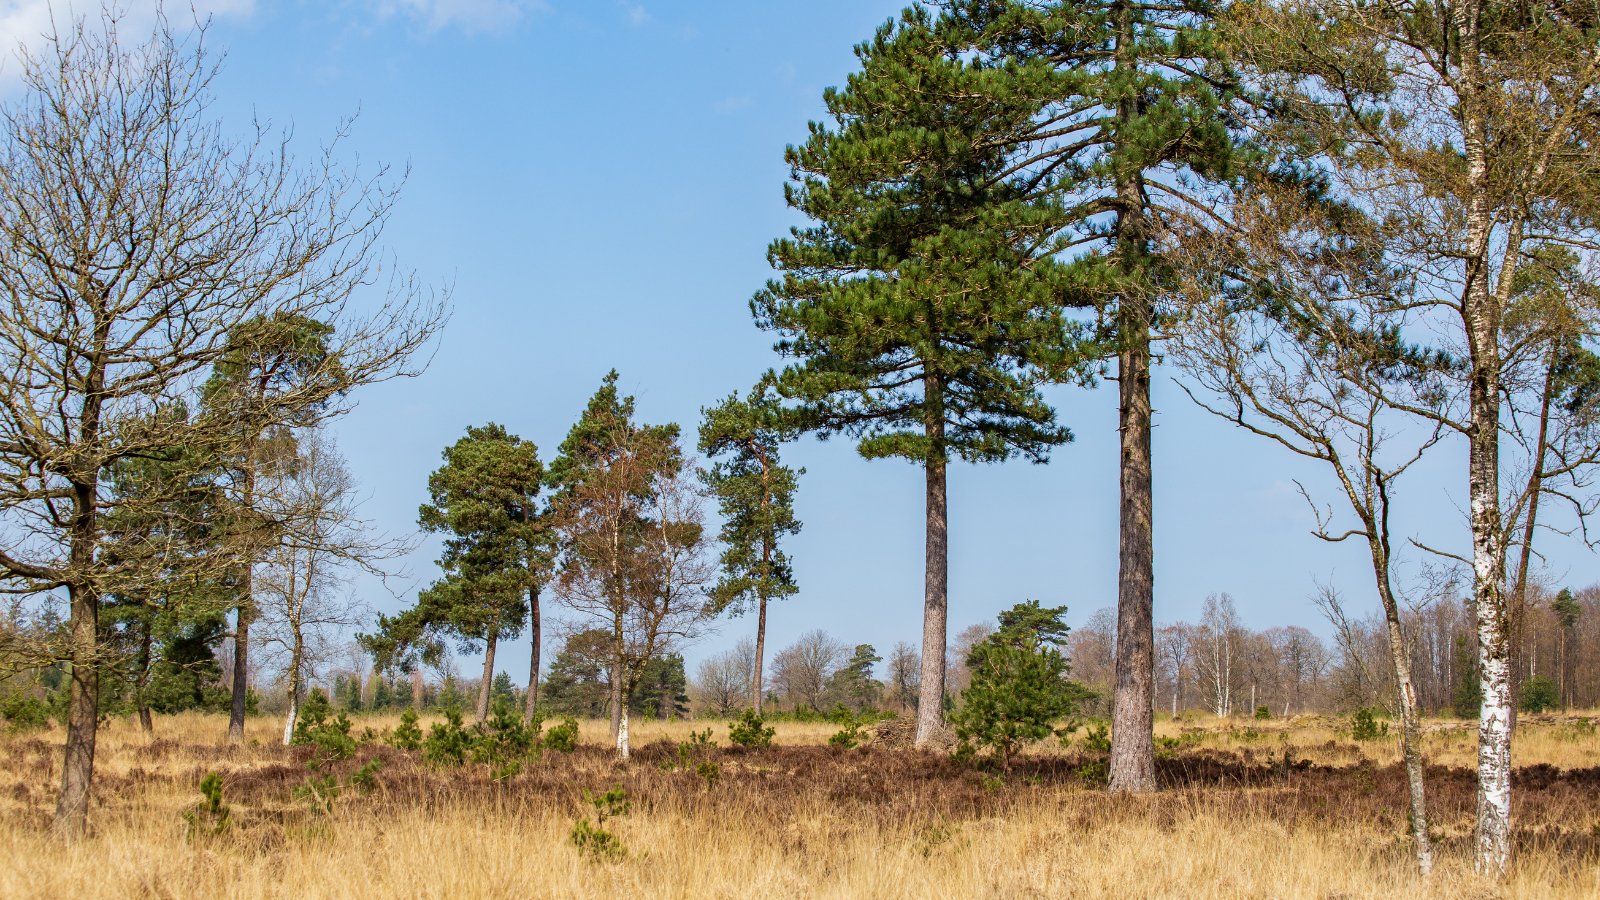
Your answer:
[2,711,1598,899]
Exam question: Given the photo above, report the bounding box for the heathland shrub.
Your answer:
[471,702,541,779]
[1520,675,1558,713]
[0,694,53,732]
[728,709,775,748]
[182,772,231,839]
[543,717,580,753]
[422,708,473,767]
[951,600,1089,770]
[570,786,630,862]
[292,690,356,761]
[386,709,424,750]
[1350,707,1389,741]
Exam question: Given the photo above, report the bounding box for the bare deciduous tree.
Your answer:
[769,629,846,713]
[253,429,407,744]
[693,639,755,716]
[0,9,444,836]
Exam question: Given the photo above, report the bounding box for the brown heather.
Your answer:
[2,713,1597,898]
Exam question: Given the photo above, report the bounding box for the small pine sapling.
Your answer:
[728,709,774,748]
[387,709,424,751]
[423,708,473,767]
[1351,708,1390,741]
[182,772,231,839]
[570,786,630,862]
[951,601,1089,771]
[543,716,579,753]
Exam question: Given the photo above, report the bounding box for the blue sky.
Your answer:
[5,0,1593,683]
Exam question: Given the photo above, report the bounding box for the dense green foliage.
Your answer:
[952,601,1087,769]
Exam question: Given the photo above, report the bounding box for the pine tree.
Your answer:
[542,628,613,718]
[951,600,1086,770]
[98,406,233,732]
[757,9,1084,747]
[369,424,550,723]
[550,371,709,758]
[937,0,1254,793]
[699,375,802,714]
[418,423,552,722]
[826,644,884,714]
[203,312,339,744]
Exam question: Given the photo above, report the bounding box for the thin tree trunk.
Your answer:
[53,579,99,839]
[229,456,258,745]
[524,586,541,724]
[1369,530,1434,874]
[1509,347,1556,733]
[617,703,631,759]
[282,637,304,746]
[136,617,154,734]
[476,631,498,722]
[753,586,768,714]
[914,382,948,748]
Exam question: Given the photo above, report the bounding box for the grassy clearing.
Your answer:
[1,712,1597,898]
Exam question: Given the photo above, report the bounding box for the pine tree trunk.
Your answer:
[609,625,625,745]
[136,618,154,734]
[753,586,768,715]
[229,460,257,745]
[1105,0,1158,796]
[476,631,498,723]
[524,586,541,724]
[914,384,948,748]
[228,593,251,743]
[53,579,99,839]
[1110,290,1156,790]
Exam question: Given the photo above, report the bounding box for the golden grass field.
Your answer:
[2,711,1598,898]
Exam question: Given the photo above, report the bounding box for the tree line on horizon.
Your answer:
[0,0,1596,882]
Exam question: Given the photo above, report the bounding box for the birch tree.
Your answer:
[1233,0,1600,872]
[254,430,401,744]
[1174,259,1448,871]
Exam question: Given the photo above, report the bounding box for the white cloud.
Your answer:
[0,1,255,91]
[372,0,547,35]
[622,2,648,27]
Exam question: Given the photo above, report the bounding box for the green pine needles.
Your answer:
[952,601,1090,770]
[757,7,1089,744]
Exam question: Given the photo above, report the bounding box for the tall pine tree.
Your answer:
[942,0,1250,789]
[757,9,1084,746]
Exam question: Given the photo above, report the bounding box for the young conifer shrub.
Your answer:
[1351,707,1389,741]
[570,786,630,862]
[423,708,472,767]
[471,700,540,779]
[951,601,1088,770]
[728,709,775,748]
[182,772,231,839]
[543,717,580,753]
[387,709,424,751]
